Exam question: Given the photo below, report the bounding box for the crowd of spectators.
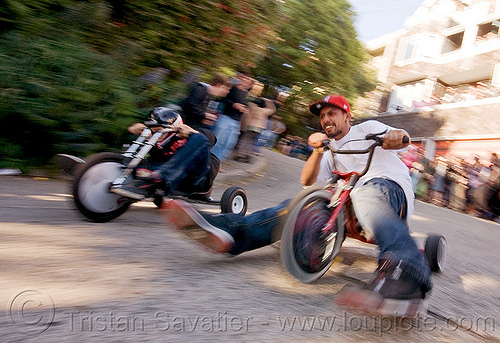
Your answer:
[402,147,500,222]
[276,135,312,161]
[179,70,288,169]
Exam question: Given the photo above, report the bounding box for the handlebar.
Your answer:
[321,131,409,154]
[321,131,410,177]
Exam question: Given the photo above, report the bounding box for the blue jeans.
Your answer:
[351,178,432,291]
[213,199,290,255]
[150,133,210,194]
[211,114,241,162]
[257,129,278,149]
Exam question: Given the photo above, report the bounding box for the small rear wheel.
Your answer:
[153,194,164,208]
[424,235,446,273]
[220,187,247,216]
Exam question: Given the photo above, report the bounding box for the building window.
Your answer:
[476,19,500,42]
[396,35,418,62]
[442,31,464,54]
[404,40,415,60]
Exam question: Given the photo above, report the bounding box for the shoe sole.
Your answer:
[335,286,428,318]
[109,187,146,200]
[161,200,235,253]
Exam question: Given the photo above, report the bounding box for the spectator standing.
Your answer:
[414,151,432,201]
[401,145,418,170]
[465,156,482,215]
[258,115,286,150]
[443,161,455,207]
[487,153,500,219]
[179,73,231,129]
[472,162,493,217]
[448,158,468,212]
[277,135,295,156]
[234,97,276,163]
[211,70,254,162]
[474,153,500,219]
[410,160,424,193]
[429,156,447,206]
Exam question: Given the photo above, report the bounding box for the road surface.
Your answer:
[1,149,499,342]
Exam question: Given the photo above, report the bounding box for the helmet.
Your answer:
[144,106,183,127]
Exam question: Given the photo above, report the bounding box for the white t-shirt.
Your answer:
[316,120,414,219]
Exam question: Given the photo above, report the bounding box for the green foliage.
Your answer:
[107,0,281,75]
[0,2,143,165]
[256,0,377,132]
[0,0,374,169]
[0,0,283,169]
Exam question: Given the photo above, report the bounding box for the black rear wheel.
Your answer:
[153,194,164,208]
[220,187,248,216]
[73,152,131,222]
[424,235,446,273]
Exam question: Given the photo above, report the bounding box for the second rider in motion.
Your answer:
[162,94,432,316]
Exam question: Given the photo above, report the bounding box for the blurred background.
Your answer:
[2,0,500,173]
[0,0,376,172]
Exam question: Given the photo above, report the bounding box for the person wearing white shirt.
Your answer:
[162,94,432,317]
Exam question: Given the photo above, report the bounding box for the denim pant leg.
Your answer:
[153,133,210,193]
[211,115,241,162]
[256,130,269,148]
[351,178,432,291]
[223,199,290,255]
[266,132,278,148]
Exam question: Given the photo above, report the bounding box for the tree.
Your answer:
[0,1,142,168]
[106,0,282,76]
[256,0,376,133]
[0,0,285,168]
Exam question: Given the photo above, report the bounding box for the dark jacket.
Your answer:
[221,86,248,122]
[180,82,210,129]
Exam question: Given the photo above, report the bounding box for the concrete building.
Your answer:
[361,0,500,159]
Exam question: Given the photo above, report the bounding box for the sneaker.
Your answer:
[110,179,154,200]
[161,199,235,253]
[336,259,428,318]
[110,169,163,200]
[135,168,162,183]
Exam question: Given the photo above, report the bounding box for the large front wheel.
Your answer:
[280,188,345,283]
[73,152,132,222]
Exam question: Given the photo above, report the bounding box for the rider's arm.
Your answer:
[128,123,164,136]
[177,123,199,138]
[382,129,410,150]
[300,132,328,186]
[128,123,148,135]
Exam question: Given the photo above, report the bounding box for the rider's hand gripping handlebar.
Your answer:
[321,130,409,150]
[320,131,410,177]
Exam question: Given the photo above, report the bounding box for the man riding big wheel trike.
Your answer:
[161,94,446,319]
[70,107,248,223]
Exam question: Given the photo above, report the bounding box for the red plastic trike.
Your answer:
[279,132,446,283]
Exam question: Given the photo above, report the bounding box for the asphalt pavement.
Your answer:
[1,149,500,343]
[214,151,268,185]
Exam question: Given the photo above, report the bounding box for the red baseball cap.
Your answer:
[309,95,350,116]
